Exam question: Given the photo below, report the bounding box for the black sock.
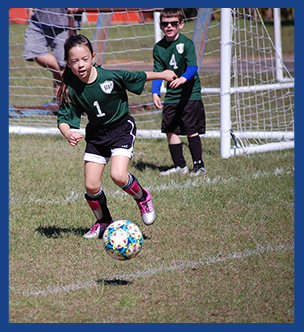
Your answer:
[187,136,204,168]
[169,143,187,168]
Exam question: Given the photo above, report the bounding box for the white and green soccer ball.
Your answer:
[103,220,143,261]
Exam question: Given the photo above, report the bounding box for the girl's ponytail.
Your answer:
[56,34,94,105]
[56,66,73,105]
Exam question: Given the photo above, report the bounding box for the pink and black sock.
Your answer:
[121,173,147,202]
[85,188,112,224]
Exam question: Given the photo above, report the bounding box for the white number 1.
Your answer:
[93,101,106,118]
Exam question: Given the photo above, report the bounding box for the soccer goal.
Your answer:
[9,8,294,158]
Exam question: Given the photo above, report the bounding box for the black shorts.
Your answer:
[83,114,137,164]
[161,100,206,135]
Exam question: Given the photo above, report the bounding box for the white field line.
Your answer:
[9,166,294,205]
[10,242,294,296]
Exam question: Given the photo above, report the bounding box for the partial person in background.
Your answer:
[23,8,81,102]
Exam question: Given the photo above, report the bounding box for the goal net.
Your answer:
[9,8,294,158]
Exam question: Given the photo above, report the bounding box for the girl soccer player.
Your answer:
[57,34,177,239]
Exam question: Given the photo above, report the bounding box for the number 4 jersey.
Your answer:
[153,33,202,103]
[57,66,147,129]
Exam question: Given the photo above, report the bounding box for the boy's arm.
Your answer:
[152,79,163,97]
[181,66,198,81]
[169,66,198,88]
[152,79,163,109]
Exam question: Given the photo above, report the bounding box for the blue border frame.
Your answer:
[4,1,301,331]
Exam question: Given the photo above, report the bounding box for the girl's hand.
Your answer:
[169,77,187,88]
[58,123,83,146]
[67,132,83,146]
[163,70,178,82]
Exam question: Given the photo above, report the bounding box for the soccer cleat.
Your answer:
[190,165,206,176]
[160,165,189,176]
[83,222,111,239]
[136,189,156,225]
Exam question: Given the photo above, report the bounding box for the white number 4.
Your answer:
[93,101,106,118]
[170,54,178,69]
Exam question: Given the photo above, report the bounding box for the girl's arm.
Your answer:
[145,70,177,82]
[59,122,83,146]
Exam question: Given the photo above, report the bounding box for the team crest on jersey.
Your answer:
[100,80,114,94]
[176,43,184,54]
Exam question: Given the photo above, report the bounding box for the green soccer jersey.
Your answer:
[153,33,201,103]
[57,66,147,129]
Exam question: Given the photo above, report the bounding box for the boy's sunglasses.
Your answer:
[160,21,180,27]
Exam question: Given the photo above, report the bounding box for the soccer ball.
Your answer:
[102,220,143,261]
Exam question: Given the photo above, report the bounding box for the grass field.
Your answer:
[9,134,294,323]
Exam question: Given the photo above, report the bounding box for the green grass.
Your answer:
[9,134,294,323]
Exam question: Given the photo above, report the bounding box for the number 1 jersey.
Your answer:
[57,66,147,129]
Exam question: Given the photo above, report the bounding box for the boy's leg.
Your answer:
[160,133,189,176]
[181,100,206,175]
[187,134,206,175]
[161,104,189,176]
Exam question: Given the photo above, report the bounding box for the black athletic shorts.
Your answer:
[161,100,206,135]
[83,114,137,164]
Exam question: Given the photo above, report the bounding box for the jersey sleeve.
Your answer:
[120,71,147,95]
[153,45,165,72]
[184,39,198,67]
[57,100,82,129]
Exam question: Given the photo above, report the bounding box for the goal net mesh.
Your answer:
[9,8,294,154]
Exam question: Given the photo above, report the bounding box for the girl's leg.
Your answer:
[83,161,113,239]
[111,155,156,225]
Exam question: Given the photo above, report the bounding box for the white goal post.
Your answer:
[219,8,294,157]
[9,8,294,158]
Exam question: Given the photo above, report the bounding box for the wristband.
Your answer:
[181,66,197,81]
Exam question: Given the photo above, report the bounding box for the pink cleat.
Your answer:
[136,189,156,225]
[83,220,113,239]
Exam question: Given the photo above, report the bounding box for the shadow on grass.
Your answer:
[36,225,150,240]
[36,225,88,238]
[133,147,216,173]
[133,160,167,172]
[95,279,132,286]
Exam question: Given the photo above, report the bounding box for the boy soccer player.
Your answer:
[152,8,206,176]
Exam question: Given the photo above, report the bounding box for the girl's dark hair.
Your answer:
[56,34,94,105]
[160,8,184,22]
